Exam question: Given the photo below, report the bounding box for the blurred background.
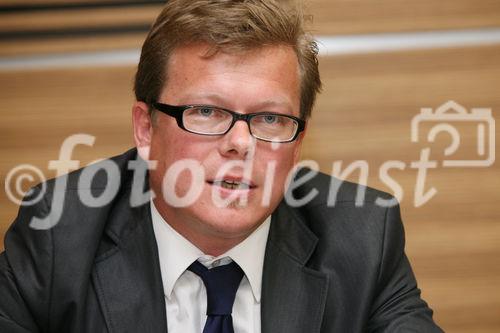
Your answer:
[0,1,499,331]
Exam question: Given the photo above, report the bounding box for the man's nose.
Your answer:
[218,120,255,159]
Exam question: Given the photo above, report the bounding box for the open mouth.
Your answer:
[209,180,254,190]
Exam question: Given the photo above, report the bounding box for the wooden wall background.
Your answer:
[1,1,499,332]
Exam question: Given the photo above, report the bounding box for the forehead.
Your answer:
[161,43,301,115]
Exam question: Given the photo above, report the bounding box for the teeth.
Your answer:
[214,180,250,190]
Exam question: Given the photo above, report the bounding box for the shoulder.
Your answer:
[285,168,404,267]
[1,148,145,330]
[4,147,143,273]
[52,147,140,192]
[289,167,394,207]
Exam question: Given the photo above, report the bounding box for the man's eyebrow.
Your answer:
[180,93,227,106]
[244,100,297,117]
[178,93,295,114]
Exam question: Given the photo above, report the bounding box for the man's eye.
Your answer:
[199,108,214,117]
[264,115,278,124]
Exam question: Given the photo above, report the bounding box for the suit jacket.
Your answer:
[0,148,443,332]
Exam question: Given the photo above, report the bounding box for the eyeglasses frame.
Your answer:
[152,102,306,143]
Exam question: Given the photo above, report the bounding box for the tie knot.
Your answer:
[188,260,244,315]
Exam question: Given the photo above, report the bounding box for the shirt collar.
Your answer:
[150,200,271,303]
[150,201,204,300]
[222,217,270,302]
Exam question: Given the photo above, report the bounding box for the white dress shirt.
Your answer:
[150,201,271,333]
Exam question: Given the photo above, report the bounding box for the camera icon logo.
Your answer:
[411,100,495,167]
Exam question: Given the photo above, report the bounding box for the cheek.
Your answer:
[274,143,300,165]
[150,130,216,180]
[151,125,203,161]
[257,146,298,187]
[274,154,296,187]
[149,128,190,188]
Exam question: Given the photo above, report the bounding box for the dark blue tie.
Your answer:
[188,260,244,333]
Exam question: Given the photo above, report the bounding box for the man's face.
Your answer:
[136,43,304,247]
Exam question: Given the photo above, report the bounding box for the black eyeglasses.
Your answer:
[152,102,305,143]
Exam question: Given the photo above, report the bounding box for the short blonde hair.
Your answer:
[134,0,321,119]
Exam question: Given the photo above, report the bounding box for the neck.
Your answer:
[176,225,246,257]
[152,198,253,257]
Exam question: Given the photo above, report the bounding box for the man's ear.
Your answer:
[132,101,153,161]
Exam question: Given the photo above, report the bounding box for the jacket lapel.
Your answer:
[261,202,329,333]
[91,198,167,333]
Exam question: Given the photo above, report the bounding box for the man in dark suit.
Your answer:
[0,0,443,332]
